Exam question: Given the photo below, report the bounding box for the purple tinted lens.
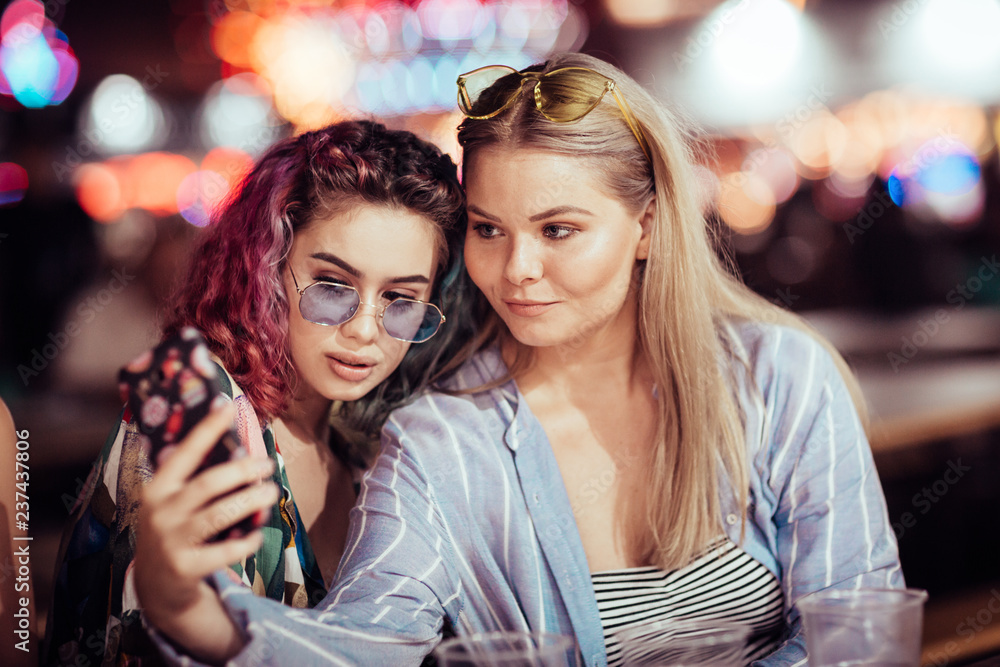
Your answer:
[383,299,440,342]
[299,283,358,326]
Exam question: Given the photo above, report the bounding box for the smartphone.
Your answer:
[119,326,267,541]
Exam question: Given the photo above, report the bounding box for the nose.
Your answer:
[503,235,543,285]
[339,302,380,345]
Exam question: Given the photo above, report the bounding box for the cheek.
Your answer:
[379,339,412,374]
[561,243,637,306]
[463,244,495,291]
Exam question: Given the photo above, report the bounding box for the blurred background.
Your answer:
[1,0,999,664]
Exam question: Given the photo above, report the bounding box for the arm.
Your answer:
[43,379,277,665]
[751,331,903,667]
[148,411,461,666]
[134,402,277,664]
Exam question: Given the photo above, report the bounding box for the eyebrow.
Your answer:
[467,204,595,223]
[467,205,500,222]
[529,205,595,222]
[310,252,430,285]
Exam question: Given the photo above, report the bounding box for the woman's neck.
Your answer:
[278,389,332,446]
[507,299,649,395]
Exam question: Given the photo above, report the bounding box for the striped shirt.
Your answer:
[594,537,784,666]
[153,321,904,667]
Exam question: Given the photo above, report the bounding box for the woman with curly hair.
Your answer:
[44,119,474,666]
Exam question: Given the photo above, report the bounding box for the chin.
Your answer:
[322,377,381,402]
[503,323,571,349]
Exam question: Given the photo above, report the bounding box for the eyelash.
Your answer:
[472,223,577,240]
[314,277,410,302]
[543,225,576,240]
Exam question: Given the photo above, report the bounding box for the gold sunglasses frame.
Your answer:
[456,64,651,162]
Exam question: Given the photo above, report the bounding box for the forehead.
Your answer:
[295,204,440,276]
[464,147,621,213]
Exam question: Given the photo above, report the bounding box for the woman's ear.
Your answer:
[635,197,655,261]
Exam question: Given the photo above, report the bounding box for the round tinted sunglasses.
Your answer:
[289,267,445,344]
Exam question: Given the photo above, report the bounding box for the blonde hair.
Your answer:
[457,52,868,571]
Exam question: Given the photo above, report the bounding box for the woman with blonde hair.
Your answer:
[136,53,901,666]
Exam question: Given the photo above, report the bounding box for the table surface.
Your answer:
[804,308,1000,452]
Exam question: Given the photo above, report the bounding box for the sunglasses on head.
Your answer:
[289,267,445,344]
[456,64,651,162]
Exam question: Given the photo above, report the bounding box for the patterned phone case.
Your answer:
[119,326,266,540]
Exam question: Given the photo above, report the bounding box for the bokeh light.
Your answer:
[177,170,230,227]
[0,161,28,206]
[0,0,78,108]
[708,0,804,91]
[130,152,198,216]
[73,153,200,223]
[250,12,354,128]
[718,172,777,235]
[199,73,282,154]
[918,0,1000,73]
[74,162,125,223]
[84,74,168,155]
[888,139,983,227]
[200,0,579,121]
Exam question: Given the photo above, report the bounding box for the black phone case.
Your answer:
[119,326,266,541]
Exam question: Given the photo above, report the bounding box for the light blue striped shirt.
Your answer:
[155,321,903,667]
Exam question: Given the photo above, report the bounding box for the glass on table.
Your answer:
[432,631,579,666]
[798,587,928,667]
[616,618,751,666]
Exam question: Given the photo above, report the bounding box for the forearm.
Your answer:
[146,580,246,665]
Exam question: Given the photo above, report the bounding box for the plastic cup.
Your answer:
[432,631,579,666]
[616,619,751,666]
[798,587,928,667]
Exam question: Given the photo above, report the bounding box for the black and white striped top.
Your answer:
[592,537,785,666]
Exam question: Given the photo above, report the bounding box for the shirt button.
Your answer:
[726,513,739,526]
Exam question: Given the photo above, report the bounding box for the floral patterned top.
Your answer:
[43,362,333,666]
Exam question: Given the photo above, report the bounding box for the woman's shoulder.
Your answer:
[383,347,512,437]
[722,318,837,381]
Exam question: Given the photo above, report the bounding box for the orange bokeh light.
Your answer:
[717,173,776,235]
[201,146,253,196]
[212,11,265,67]
[130,153,198,215]
[74,163,124,223]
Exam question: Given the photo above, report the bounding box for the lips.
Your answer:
[503,299,557,317]
[327,352,377,383]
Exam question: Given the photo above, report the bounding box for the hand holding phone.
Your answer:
[119,326,268,541]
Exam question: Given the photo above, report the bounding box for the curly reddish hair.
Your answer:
[163,120,471,427]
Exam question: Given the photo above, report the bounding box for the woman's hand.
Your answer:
[134,402,279,663]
